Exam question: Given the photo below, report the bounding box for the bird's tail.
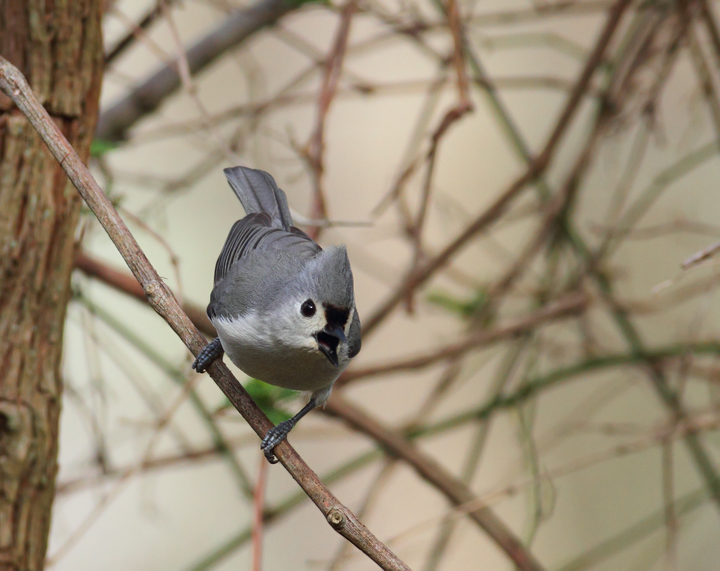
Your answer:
[223,166,293,230]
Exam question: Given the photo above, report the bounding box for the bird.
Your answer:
[192,166,361,463]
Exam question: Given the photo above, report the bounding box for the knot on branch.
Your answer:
[143,280,163,302]
[326,507,346,529]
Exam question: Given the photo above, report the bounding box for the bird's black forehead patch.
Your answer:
[324,303,350,327]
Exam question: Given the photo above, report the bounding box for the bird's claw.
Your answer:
[192,337,224,373]
[260,419,296,464]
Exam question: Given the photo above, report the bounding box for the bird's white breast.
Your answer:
[212,312,343,393]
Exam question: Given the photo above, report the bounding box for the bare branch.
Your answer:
[96,0,302,142]
[341,292,587,385]
[324,396,546,571]
[75,251,216,336]
[362,0,632,336]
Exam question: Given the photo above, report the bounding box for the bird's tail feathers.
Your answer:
[223,166,293,230]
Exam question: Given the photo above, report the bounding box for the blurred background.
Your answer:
[45,0,720,569]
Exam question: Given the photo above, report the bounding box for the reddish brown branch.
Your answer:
[304,0,357,240]
[0,56,411,571]
[252,457,268,571]
[699,0,720,68]
[446,0,472,108]
[105,1,180,65]
[404,0,473,300]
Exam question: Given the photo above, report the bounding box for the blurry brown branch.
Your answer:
[96,0,302,142]
[340,291,587,384]
[252,457,268,571]
[75,250,216,336]
[682,239,720,269]
[699,0,720,67]
[442,0,720,517]
[407,0,473,266]
[105,0,179,65]
[0,56,411,571]
[362,0,632,337]
[325,396,546,571]
[446,0,471,108]
[304,0,357,240]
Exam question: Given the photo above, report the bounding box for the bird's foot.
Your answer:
[192,337,224,373]
[260,419,296,464]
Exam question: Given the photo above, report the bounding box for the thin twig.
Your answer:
[362,0,632,336]
[105,1,180,65]
[406,0,473,276]
[303,0,357,240]
[340,292,587,385]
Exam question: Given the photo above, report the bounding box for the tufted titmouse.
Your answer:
[192,166,361,463]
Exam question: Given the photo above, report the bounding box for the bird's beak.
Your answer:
[315,325,346,367]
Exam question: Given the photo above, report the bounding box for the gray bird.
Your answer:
[192,166,361,463]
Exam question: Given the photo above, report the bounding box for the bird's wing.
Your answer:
[213,212,320,286]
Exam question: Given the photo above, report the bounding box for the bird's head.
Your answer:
[285,245,361,367]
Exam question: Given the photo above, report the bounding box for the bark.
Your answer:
[0,2,103,570]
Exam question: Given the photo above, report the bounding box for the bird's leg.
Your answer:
[261,398,317,464]
[192,337,224,373]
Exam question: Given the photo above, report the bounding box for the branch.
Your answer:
[324,397,546,571]
[0,56,410,571]
[304,0,357,240]
[96,0,302,142]
[75,251,216,336]
[340,291,587,385]
[105,0,180,65]
[362,0,632,336]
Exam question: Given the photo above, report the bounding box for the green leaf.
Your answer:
[90,139,119,157]
[426,287,490,320]
[242,378,296,424]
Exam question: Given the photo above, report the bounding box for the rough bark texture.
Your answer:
[0,2,103,569]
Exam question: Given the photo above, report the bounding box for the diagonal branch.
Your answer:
[0,56,410,571]
[324,396,546,571]
[340,292,587,385]
[96,0,303,142]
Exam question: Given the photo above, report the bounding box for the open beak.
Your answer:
[315,325,346,367]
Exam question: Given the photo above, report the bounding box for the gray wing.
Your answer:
[209,212,320,319]
[213,212,320,285]
[224,167,293,230]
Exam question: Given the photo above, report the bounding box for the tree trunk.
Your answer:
[0,2,103,569]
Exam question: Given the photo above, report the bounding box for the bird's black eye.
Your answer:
[301,299,316,317]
